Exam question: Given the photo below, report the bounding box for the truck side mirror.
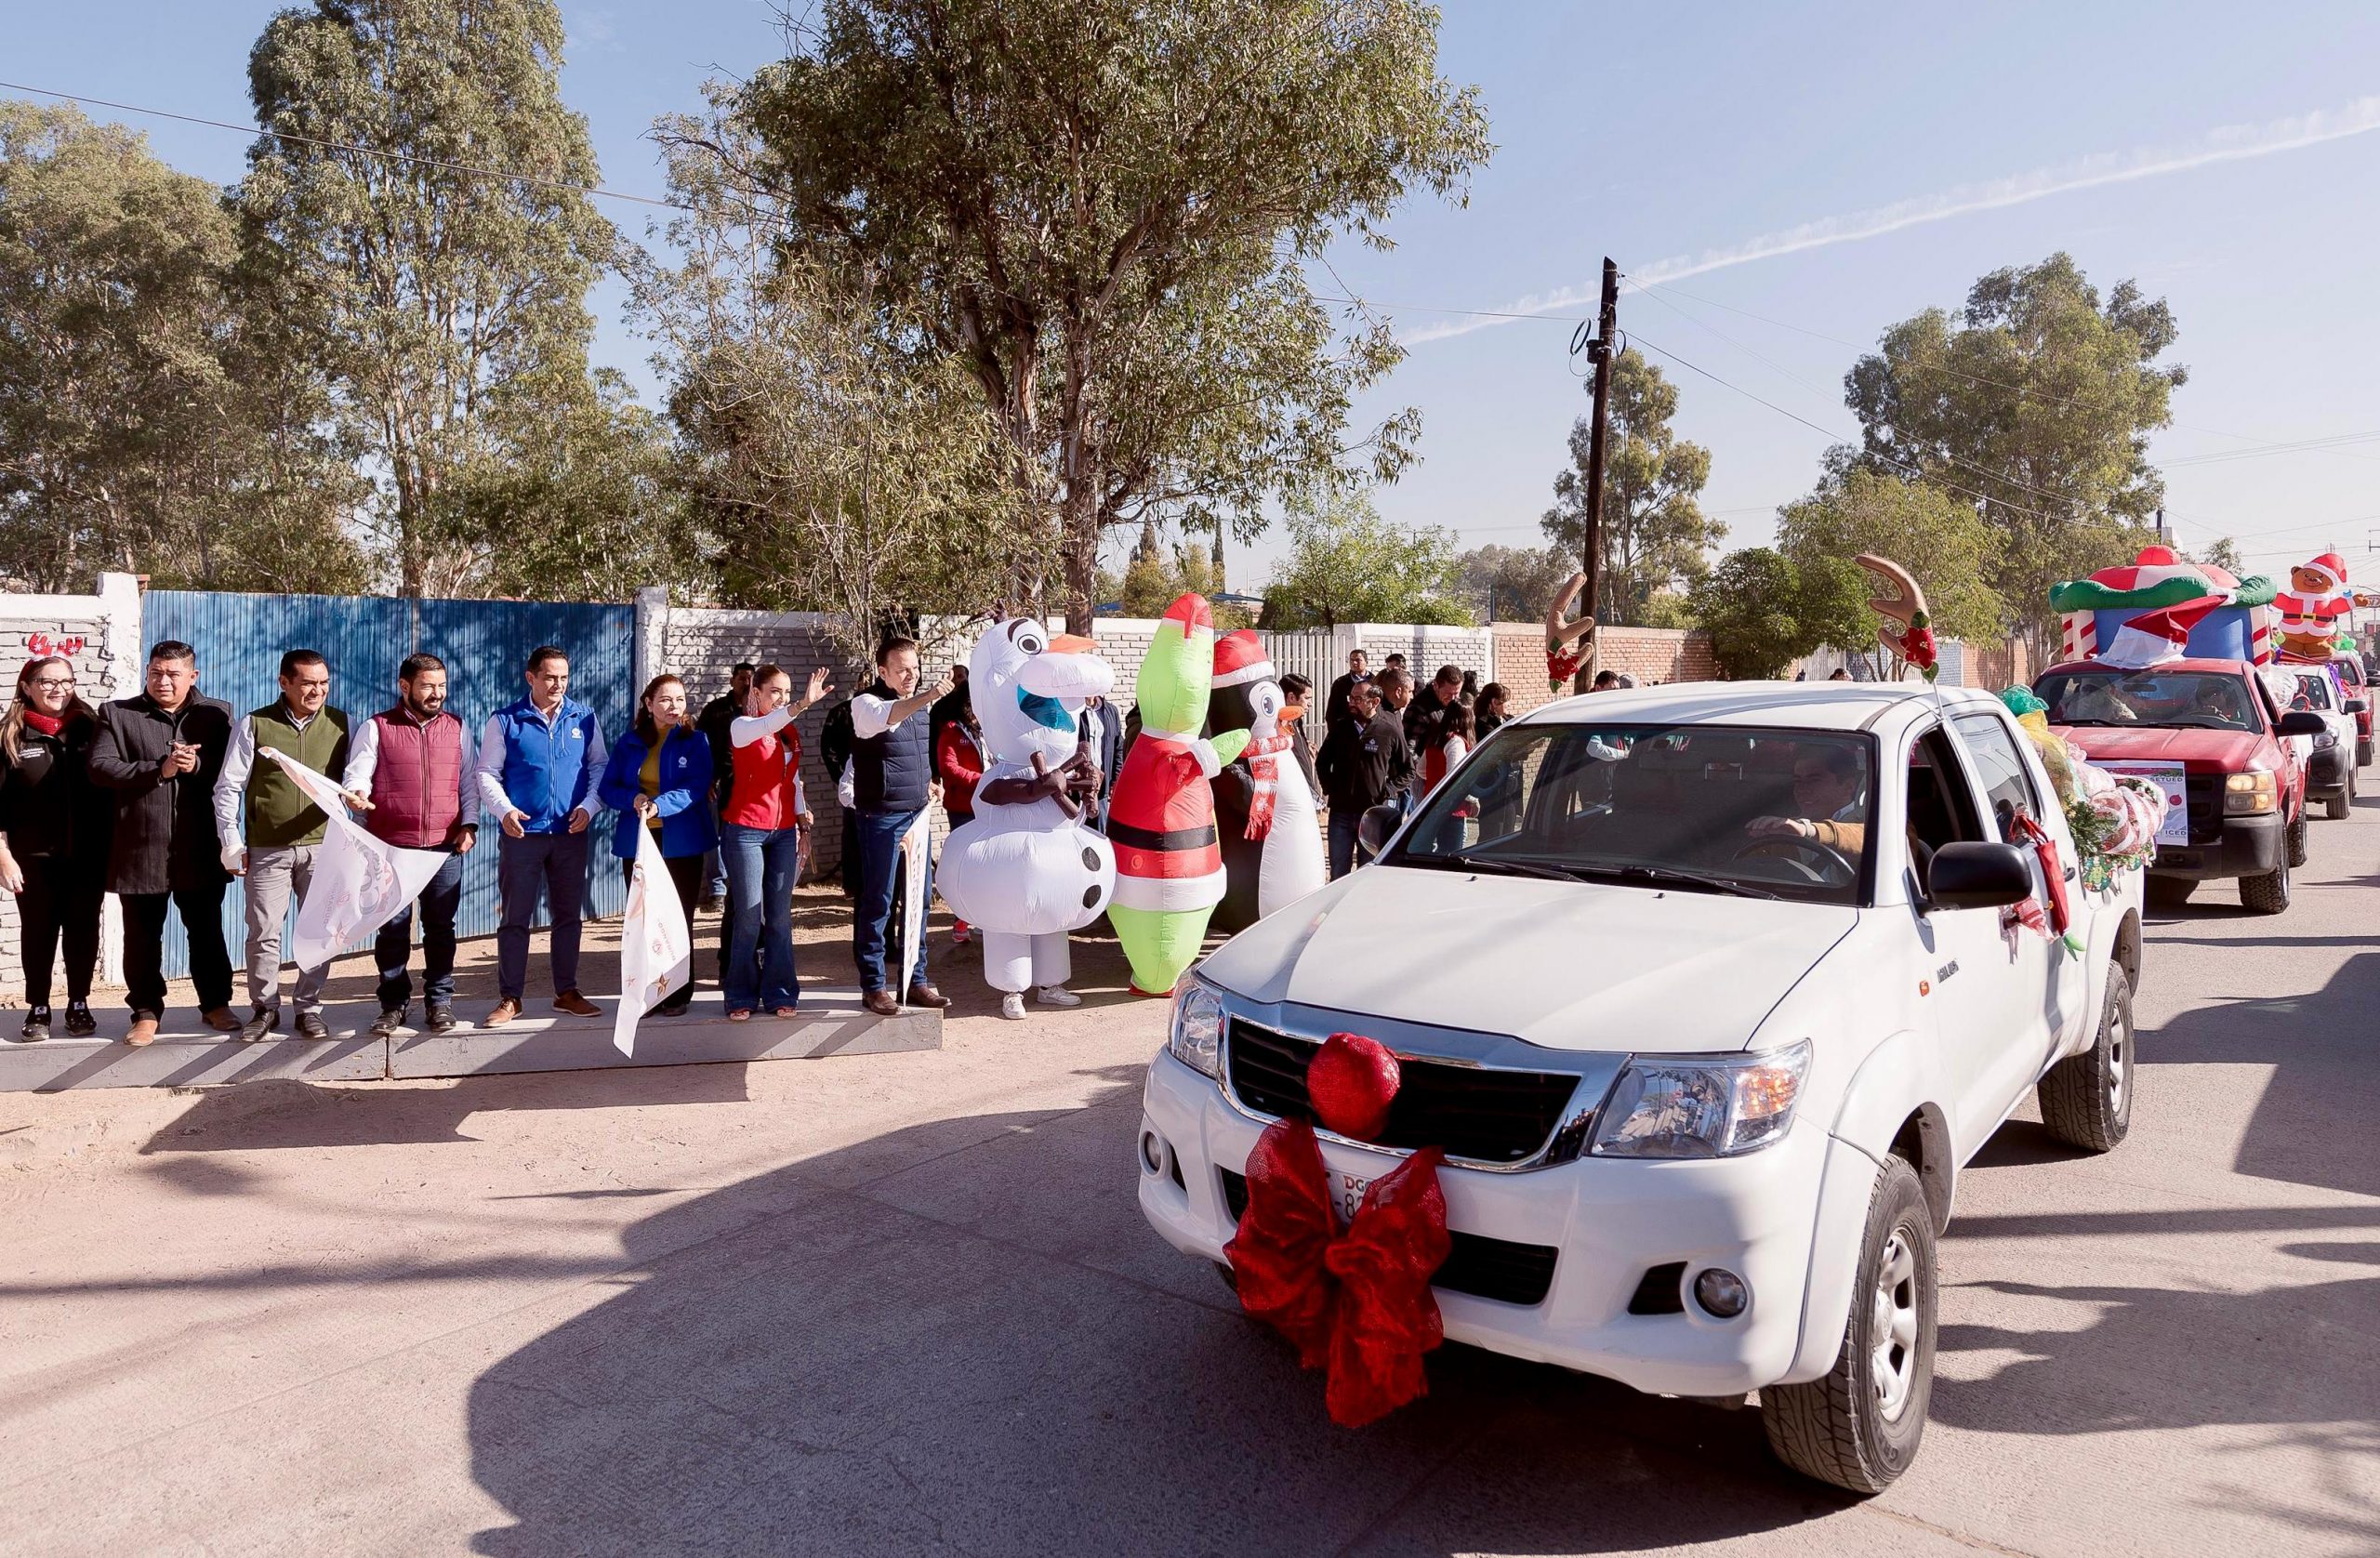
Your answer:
[1356,800,1406,862]
[2275,710,2328,737]
[1926,841,2033,910]
[2344,697,2369,715]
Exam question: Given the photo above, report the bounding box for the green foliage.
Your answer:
[1775,468,2007,643]
[730,0,1492,628]
[1688,548,1863,680]
[2187,536,2244,576]
[631,112,1051,657]
[1456,543,1573,622]
[1263,492,1473,629]
[1098,535,1250,628]
[237,0,616,596]
[1842,253,2183,639]
[0,99,367,592]
[1541,349,1724,622]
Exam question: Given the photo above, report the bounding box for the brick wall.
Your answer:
[2,574,141,1002]
[1356,625,1494,699]
[1488,622,1716,715]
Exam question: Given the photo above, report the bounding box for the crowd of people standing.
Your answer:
[2,634,1591,1041]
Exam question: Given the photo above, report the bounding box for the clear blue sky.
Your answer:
[14,2,2380,594]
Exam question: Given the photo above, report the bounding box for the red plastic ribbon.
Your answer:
[1224,1117,1451,1428]
[2011,810,2070,936]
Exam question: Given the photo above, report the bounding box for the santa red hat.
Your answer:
[2300,552,2349,591]
[1210,628,1276,688]
[2098,596,2222,669]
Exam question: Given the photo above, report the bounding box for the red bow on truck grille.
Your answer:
[1223,1032,1451,1428]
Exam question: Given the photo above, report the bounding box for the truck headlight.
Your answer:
[2225,770,2276,815]
[1589,1041,1812,1159]
[1167,979,1224,1078]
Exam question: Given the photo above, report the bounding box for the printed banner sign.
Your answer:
[2096,759,2189,847]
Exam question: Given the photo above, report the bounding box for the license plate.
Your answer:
[1325,1166,1371,1229]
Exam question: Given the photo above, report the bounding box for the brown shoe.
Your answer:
[553,991,600,1017]
[862,990,900,1017]
[202,1007,242,1034]
[905,984,951,1010]
[126,1015,160,1048]
[484,997,523,1027]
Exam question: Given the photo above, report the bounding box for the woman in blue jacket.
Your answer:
[598,674,718,1016]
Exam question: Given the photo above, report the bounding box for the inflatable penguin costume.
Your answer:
[1107,594,1249,996]
[1209,630,1327,933]
[932,619,1117,1014]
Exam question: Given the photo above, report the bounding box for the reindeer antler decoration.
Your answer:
[1544,572,1595,692]
[1853,554,1938,682]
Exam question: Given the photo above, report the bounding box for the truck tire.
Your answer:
[2285,809,2308,867]
[2329,772,2353,821]
[1762,1155,1937,1495]
[2240,852,2291,914]
[2039,963,2135,1152]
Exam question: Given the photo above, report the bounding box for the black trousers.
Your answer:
[120,878,233,1017]
[16,855,103,1007]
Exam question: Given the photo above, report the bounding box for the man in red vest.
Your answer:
[341,654,480,1037]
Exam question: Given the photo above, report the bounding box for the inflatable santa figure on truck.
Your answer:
[2274,552,2353,660]
[1107,594,1249,996]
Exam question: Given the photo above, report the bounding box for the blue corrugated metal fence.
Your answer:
[141,591,636,984]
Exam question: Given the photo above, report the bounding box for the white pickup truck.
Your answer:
[1136,682,2144,1492]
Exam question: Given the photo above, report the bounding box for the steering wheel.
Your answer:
[1731,835,1856,886]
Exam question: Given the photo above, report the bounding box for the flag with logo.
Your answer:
[263,748,451,973]
[615,823,692,1056]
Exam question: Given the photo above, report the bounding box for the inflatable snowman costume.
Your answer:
[932,619,1118,1018]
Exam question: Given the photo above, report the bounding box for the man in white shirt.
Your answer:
[211,650,350,1042]
[848,638,954,1015]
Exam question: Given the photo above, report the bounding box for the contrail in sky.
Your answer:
[1399,95,2380,346]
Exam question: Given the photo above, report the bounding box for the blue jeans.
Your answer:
[1328,810,1362,879]
[721,822,801,1012]
[496,829,588,1000]
[375,847,464,1010]
[853,808,930,994]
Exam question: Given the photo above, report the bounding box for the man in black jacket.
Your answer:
[1316,677,1413,880]
[1078,693,1124,830]
[1323,648,1369,739]
[88,640,239,1045]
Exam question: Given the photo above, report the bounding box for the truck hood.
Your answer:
[1196,865,1858,1054]
[2054,724,2268,772]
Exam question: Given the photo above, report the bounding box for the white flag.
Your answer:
[615,823,691,1056]
[262,748,451,974]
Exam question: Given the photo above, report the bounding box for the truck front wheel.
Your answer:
[2240,852,2292,915]
[1762,1155,1937,1494]
[2039,962,2135,1152]
[2285,808,2309,867]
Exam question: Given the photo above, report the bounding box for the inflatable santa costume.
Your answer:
[932,619,1117,1018]
[1209,630,1327,933]
[2275,552,2351,659]
[1106,594,1250,997]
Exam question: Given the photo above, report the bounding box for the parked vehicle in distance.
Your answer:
[2281,664,2358,819]
[2326,653,2373,768]
[2035,658,2326,913]
[1137,682,2146,1494]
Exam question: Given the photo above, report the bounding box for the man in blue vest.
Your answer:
[473,645,606,1025]
[849,637,954,1016]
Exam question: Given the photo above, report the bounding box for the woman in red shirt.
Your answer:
[934,687,985,945]
[720,664,830,1019]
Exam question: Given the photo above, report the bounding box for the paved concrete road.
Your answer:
[5,812,2377,1556]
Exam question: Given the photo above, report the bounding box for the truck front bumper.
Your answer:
[1134,1049,1867,1396]
[2307,746,2351,796]
[2149,809,2282,879]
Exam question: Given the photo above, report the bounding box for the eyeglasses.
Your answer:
[31,679,75,691]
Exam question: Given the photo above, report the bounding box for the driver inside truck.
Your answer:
[1747,744,1867,850]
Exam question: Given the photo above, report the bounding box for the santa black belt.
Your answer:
[1105,819,1219,852]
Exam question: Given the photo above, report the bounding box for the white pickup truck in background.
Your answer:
[1137,681,2145,1493]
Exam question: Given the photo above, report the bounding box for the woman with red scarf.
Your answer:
[0,657,112,1041]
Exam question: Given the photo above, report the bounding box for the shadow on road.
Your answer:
[459,1077,1858,1557]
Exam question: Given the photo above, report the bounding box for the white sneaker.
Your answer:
[999,993,1026,1021]
[1036,984,1082,1007]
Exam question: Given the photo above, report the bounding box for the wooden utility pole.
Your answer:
[1572,257,1620,693]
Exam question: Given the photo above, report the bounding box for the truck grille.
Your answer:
[1225,1020,1584,1166]
[1219,1168,1558,1306]
[2184,773,2223,843]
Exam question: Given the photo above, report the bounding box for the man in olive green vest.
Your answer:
[210,650,351,1042]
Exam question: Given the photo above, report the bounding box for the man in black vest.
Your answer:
[848,637,954,1015]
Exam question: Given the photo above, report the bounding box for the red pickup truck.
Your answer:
[2034,657,2327,912]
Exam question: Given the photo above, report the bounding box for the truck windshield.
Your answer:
[2034,668,2260,733]
[1384,723,1873,905]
